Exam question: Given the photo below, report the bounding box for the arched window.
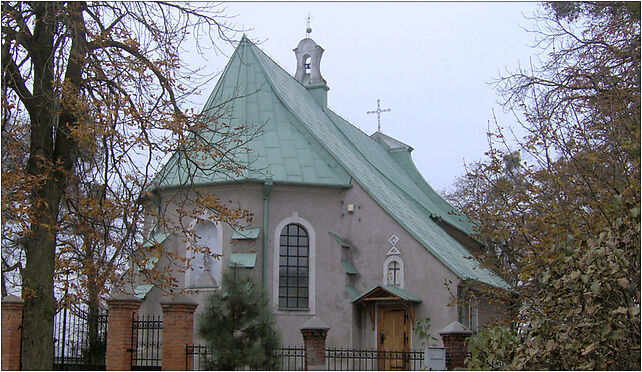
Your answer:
[387,261,401,286]
[278,224,309,309]
[383,256,404,288]
[186,221,221,289]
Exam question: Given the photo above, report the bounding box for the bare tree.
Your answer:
[448,2,640,369]
[1,2,262,368]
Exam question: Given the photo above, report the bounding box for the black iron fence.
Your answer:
[53,305,108,370]
[185,344,210,370]
[185,345,305,370]
[276,347,306,370]
[325,348,425,371]
[130,314,163,370]
[185,345,425,371]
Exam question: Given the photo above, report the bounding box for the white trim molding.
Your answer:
[383,255,405,289]
[272,211,316,316]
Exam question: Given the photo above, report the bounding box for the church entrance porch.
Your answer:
[352,285,422,370]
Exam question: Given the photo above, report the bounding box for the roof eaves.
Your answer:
[351,285,422,303]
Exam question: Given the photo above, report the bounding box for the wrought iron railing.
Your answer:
[325,348,425,370]
[185,344,210,370]
[186,345,426,370]
[185,345,305,370]
[275,346,306,370]
[53,305,108,370]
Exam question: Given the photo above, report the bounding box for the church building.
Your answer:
[134,33,510,352]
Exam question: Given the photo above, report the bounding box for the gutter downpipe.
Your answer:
[262,178,273,291]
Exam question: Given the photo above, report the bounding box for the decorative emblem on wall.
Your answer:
[388,234,399,246]
[386,234,401,256]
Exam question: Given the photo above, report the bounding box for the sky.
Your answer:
[183,1,542,194]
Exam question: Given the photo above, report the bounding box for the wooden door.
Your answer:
[377,305,410,370]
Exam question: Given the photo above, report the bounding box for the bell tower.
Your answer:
[293,38,326,85]
[293,21,329,107]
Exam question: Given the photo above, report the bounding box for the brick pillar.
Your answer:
[300,316,330,371]
[106,292,142,371]
[2,295,24,371]
[439,321,473,370]
[160,294,198,370]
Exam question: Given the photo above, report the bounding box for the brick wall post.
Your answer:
[160,294,198,370]
[106,292,142,371]
[300,316,330,371]
[439,321,473,370]
[2,295,24,371]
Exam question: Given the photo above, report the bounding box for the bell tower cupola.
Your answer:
[293,38,326,85]
[293,22,329,107]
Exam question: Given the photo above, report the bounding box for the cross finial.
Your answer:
[305,14,313,38]
[367,99,391,132]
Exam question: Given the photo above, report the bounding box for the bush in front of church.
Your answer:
[198,268,281,370]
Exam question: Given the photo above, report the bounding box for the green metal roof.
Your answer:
[151,36,509,290]
[141,231,171,248]
[151,36,352,190]
[328,231,352,248]
[133,284,153,299]
[352,285,423,303]
[345,285,360,301]
[231,227,261,240]
[138,231,168,271]
[227,252,257,268]
[134,250,159,271]
[341,260,358,275]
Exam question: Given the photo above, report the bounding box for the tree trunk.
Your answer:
[20,3,86,369]
[21,199,59,370]
[86,248,104,367]
[20,2,58,368]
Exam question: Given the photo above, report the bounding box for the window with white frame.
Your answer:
[383,256,404,288]
[186,221,221,288]
[278,224,309,309]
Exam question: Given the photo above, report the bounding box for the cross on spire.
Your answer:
[367,99,391,132]
[305,14,313,38]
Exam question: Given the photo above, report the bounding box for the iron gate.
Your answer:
[53,305,108,370]
[130,313,163,370]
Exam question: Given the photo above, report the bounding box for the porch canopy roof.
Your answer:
[352,285,421,330]
[352,285,422,304]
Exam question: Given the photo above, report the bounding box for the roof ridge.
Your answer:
[243,39,353,180]
[244,37,302,88]
[153,41,251,190]
[321,107,442,220]
[201,38,249,116]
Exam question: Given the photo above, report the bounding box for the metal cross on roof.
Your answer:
[305,14,313,38]
[367,99,391,132]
